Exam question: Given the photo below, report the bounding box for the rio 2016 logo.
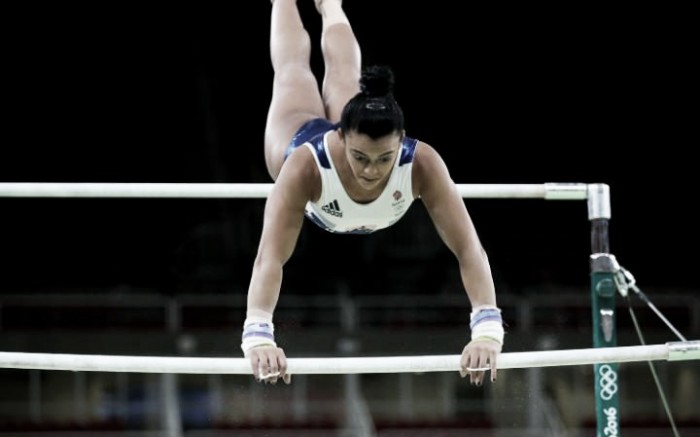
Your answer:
[599,365,619,437]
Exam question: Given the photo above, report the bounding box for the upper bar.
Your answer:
[0,182,592,199]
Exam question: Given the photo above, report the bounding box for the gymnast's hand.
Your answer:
[245,345,291,384]
[459,338,502,386]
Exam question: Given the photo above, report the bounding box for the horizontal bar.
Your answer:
[0,183,590,200]
[668,340,700,361]
[0,342,696,374]
[0,183,273,199]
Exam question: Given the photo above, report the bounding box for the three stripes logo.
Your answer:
[322,199,343,217]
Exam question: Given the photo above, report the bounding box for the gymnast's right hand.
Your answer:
[245,345,291,384]
[241,314,291,384]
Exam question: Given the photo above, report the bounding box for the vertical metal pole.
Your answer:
[292,375,308,423]
[74,371,87,425]
[160,373,183,437]
[527,365,544,436]
[163,300,184,437]
[398,373,413,418]
[440,373,454,417]
[117,372,129,423]
[588,184,620,437]
[338,286,376,436]
[208,374,223,424]
[29,370,41,423]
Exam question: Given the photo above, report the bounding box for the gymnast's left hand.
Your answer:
[245,345,291,384]
[459,338,502,385]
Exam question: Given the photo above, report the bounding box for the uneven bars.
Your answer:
[0,183,589,200]
[0,342,697,375]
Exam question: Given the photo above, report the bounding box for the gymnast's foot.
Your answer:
[315,0,342,14]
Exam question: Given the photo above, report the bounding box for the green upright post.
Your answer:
[588,184,620,437]
[591,252,620,437]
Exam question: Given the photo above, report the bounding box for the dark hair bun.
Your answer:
[360,65,395,98]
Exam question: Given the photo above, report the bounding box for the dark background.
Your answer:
[1,3,697,296]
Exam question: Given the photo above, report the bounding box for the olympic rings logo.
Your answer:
[598,365,618,401]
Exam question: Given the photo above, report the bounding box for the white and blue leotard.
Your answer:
[285,118,418,234]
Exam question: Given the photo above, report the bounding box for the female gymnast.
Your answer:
[241,0,505,386]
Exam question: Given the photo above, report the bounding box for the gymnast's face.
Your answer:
[342,131,402,190]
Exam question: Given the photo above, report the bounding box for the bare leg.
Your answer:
[316,0,361,123]
[264,0,326,181]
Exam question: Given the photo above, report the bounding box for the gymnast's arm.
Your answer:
[242,148,317,384]
[412,142,503,384]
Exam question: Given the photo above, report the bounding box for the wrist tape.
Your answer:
[470,305,504,344]
[241,310,277,354]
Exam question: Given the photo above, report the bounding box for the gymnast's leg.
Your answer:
[316,0,361,123]
[264,0,326,181]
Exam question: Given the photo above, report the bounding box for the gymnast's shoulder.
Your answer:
[274,144,321,202]
[411,140,454,198]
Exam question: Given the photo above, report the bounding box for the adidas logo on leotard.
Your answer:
[322,199,343,217]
